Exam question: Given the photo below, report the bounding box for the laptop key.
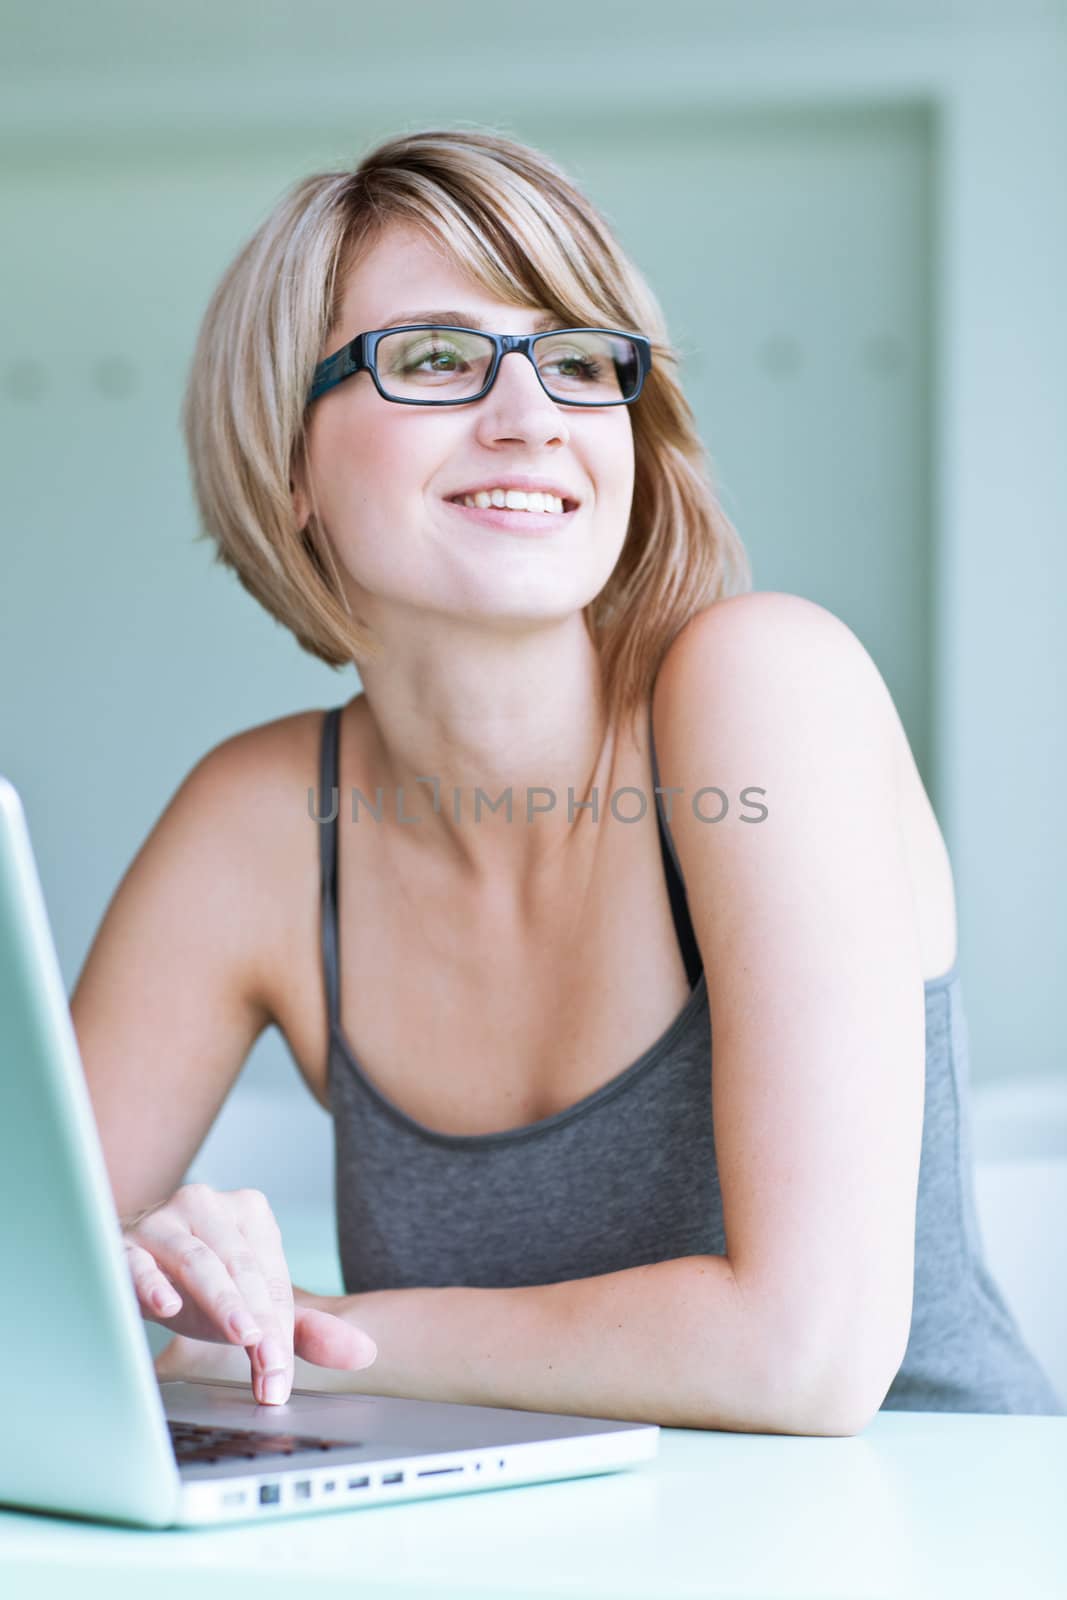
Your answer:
[168,1420,358,1465]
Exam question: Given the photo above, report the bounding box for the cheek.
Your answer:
[594,429,636,519]
[313,402,417,522]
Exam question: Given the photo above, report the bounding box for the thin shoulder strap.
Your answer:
[648,700,704,990]
[318,706,343,1032]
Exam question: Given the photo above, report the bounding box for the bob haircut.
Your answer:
[181,124,752,738]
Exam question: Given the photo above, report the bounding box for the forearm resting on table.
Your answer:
[164,1255,858,1435]
[322,1255,852,1434]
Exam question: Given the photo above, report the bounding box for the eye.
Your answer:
[403,341,466,372]
[542,350,604,382]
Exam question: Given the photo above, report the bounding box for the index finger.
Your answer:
[230,1188,296,1405]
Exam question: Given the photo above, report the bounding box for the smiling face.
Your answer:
[292,222,637,638]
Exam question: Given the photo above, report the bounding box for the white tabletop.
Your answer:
[1,1411,1064,1600]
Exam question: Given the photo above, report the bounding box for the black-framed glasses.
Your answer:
[307,324,652,408]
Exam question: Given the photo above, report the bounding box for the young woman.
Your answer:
[72,127,1064,1433]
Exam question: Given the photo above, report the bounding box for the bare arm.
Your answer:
[655,593,924,1426]
[70,720,377,1401]
[70,730,279,1219]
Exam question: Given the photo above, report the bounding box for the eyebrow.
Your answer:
[375,308,567,333]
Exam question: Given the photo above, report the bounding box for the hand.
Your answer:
[122,1183,377,1404]
[154,1288,377,1394]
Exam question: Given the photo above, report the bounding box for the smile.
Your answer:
[448,489,568,515]
[443,497,577,534]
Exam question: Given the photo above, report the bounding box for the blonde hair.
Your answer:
[181,124,752,737]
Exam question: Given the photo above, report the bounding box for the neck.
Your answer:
[354,611,617,892]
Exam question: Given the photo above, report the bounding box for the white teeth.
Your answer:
[458,489,566,514]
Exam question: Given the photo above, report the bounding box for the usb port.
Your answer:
[258,1484,280,1505]
[347,1475,370,1490]
[382,1471,404,1485]
[293,1481,311,1500]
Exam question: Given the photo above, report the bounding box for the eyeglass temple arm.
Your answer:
[308,335,365,404]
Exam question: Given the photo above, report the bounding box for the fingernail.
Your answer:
[258,1336,286,1374]
[153,1289,180,1315]
[263,1374,287,1405]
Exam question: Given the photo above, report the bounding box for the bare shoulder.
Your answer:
[649,588,911,932]
[184,703,328,812]
[136,699,351,1025]
[647,586,923,1000]
[178,696,362,868]
[185,695,349,948]
[649,591,956,979]
[655,589,890,684]
[95,701,336,958]
[652,590,898,762]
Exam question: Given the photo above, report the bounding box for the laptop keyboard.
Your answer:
[168,1419,358,1465]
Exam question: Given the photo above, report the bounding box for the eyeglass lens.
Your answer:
[374,328,640,403]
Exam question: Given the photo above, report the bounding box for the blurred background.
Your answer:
[2,1,1065,1388]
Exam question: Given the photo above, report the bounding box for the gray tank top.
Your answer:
[319,705,1064,1415]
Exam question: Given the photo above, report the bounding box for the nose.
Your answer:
[474,348,570,448]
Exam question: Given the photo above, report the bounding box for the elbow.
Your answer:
[718,1262,905,1437]
[752,1303,904,1438]
[785,1388,882,1438]
[784,1334,904,1438]
[770,1357,887,1437]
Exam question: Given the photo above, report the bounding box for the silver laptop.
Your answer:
[0,774,658,1528]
